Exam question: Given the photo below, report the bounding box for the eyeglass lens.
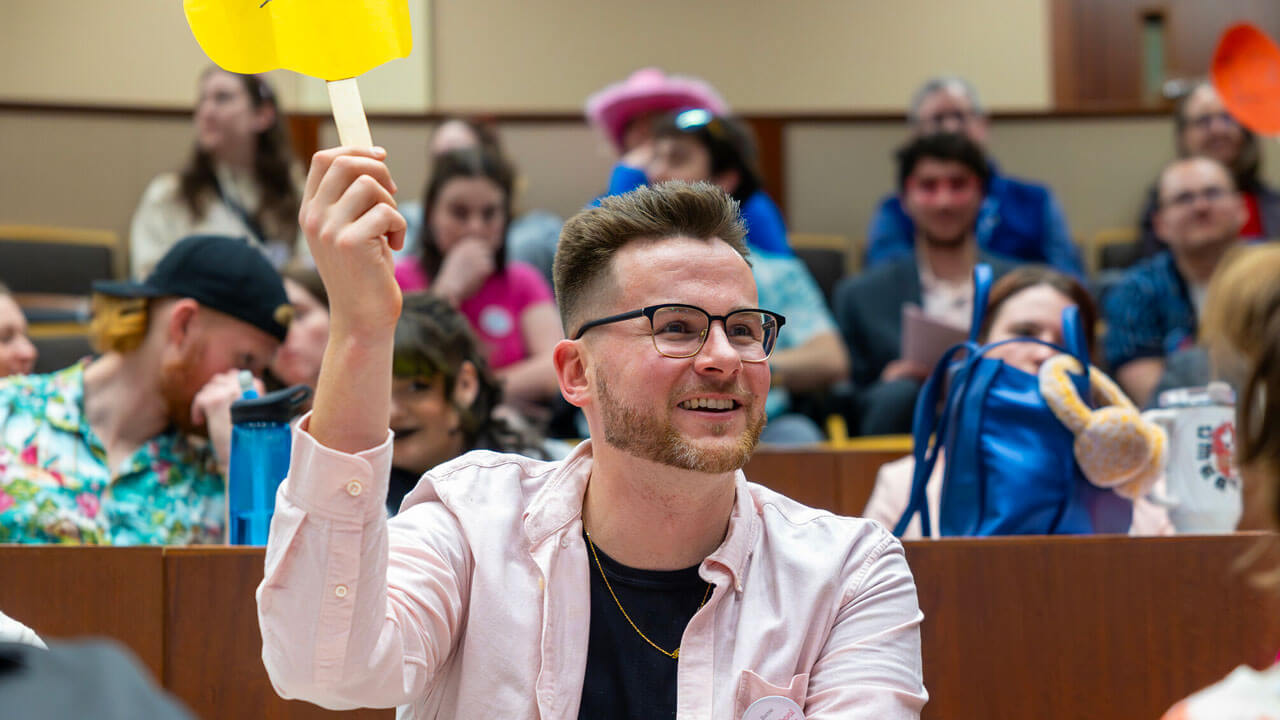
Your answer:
[650,306,777,360]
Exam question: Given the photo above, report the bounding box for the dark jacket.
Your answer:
[835,253,1019,390]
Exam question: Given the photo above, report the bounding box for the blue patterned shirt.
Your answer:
[752,251,838,417]
[0,362,225,544]
[1102,252,1197,371]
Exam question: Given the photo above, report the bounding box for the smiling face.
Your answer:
[983,284,1075,375]
[193,70,272,162]
[901,157,983,248]
[428,176,507,255]
[0,295,37,376]
[578,236,769,473]
[390,373,467,473]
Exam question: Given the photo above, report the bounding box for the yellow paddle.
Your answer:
[183,0,412,147]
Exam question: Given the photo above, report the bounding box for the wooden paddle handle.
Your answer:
[326,78,373,148]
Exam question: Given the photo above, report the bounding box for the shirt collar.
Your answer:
[522,440,761,587]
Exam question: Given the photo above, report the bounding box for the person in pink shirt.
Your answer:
[393,148,562,406]
[258,147,927,718]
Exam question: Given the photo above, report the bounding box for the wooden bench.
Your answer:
[4,534,1275,719]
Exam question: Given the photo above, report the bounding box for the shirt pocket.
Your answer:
[734,669,809,718]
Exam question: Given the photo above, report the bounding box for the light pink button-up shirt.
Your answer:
[258,419,927,719]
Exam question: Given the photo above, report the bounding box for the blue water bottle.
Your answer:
[228,380,311,545]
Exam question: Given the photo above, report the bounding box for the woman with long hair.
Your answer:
[393,148,562,406]
[129,69,302,277]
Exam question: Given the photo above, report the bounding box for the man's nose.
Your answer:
[693,322,742,375]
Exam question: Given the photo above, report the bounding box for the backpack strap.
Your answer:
[1060,304,1092,400]
[894,341,974,537]
[966,263,994,344]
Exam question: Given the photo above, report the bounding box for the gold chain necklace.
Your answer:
[584,531,712,660]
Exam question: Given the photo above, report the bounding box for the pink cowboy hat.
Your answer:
[585,68,730,151]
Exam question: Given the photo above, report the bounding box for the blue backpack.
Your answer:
[893,265,1132,537]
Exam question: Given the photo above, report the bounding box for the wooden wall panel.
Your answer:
[0,547,165,679]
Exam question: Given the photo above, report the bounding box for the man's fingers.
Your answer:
[323,176,402,248]
[341,202,408,253]
[302,146,389,205]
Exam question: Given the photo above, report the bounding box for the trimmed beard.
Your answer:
[159,339,206,436]
[595,369,764,474]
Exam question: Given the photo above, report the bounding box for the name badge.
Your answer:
[742,695,804,720]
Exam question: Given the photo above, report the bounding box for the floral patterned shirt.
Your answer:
[0,362,225,544]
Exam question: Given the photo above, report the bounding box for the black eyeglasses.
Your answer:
[1186,112,1239,131]
[1161,185,1234,209]
[572,303,786,362]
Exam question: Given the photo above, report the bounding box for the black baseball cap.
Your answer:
[94,235,292,341]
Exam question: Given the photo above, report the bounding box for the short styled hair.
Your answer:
[895,132,992,193]
[553,182,748,335]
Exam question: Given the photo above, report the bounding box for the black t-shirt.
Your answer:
[578,534,711,720]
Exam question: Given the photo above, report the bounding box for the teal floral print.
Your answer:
[0,362,225,544]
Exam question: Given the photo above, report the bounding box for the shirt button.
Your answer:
[346,480,363,497]
[334,584,348,598]
[560,536,569,548]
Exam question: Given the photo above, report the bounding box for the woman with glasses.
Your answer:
[129,69,303,278]
[1135,81,1280,258]
[393,148,563,409]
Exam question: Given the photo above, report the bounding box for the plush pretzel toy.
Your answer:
[1039,354,1167,499]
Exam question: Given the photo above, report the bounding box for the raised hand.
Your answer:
[299,146,407,340]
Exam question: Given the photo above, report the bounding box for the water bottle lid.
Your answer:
[231,384,312,424]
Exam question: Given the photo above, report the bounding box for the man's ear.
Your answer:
[452,360,480,409]
[1152,205,1170,244]
[165,298,201,349]
[553,339,591,409]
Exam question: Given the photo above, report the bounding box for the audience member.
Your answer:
[865,76,1082,276]
[260,153,926,715]
[1137,81,1280,257]
[585,67,729,178]
[1104,156,1247,408]
[836,133,1017,436]
[393,148,562,406]
[605,108,792,256]
[607,110,847,442]
[397,117,565,286]
[0,235,289,544]
[863,266,1171,537]
[387,292,548,513]
[129,69,303,277]
[0,283,37,377]
[266,265,329,392]
[1161,243,1280,718]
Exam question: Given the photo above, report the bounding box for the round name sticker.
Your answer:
[742,695,805,720]
[478,305,515,338]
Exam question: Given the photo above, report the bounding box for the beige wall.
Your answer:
[433,0,1050,112]
[788,119,1280,254]
[4,0,1048,113]
[1,0,431,113]
[12,107,1280,274]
